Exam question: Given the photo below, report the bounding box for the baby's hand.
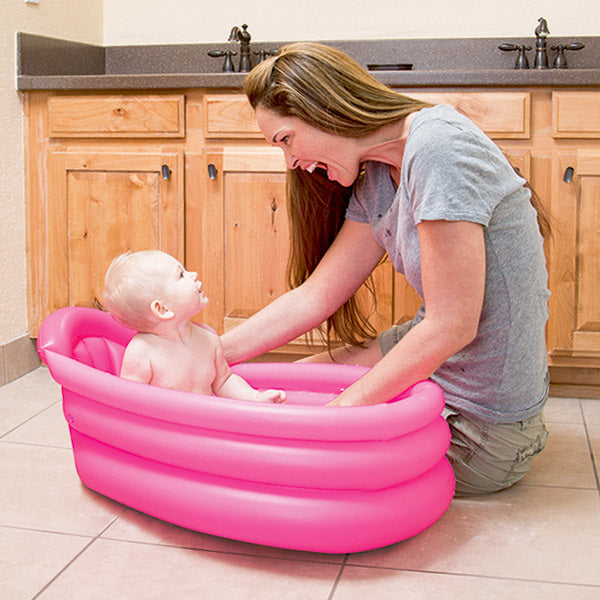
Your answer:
[255,389,287,403]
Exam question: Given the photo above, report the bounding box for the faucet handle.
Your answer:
[551,42,585,69]
[253,49,278,63]
[499,43,531,69]
[208,49,237,72]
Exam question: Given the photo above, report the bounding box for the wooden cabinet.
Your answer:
[544,92,600,394]
[25,93,185,334]
[198,146,289,335]
[23,87,600,394]
[46,150,183,313]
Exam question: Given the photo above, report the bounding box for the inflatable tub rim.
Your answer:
[38,306,446,442]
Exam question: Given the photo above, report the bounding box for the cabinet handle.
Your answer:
[208,164,218,180]
[563,166,574,183]
[161,164,172,180]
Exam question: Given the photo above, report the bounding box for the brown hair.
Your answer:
[244,42,432,347]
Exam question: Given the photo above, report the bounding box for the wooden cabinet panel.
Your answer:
[572,151,600,353]
[37,150,184,332]
[202,94,263,138]
[224,171,290,320]
[547,149,600,358]
[47,94,185,138]
[406,91,531,139]
[199,146,287,334]
[552,91,600,138]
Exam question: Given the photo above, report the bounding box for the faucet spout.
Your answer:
[534,17,550,69]
[227,23,252,73]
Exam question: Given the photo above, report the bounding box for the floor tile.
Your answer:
[103,508,346,563]
[0,526,91,600]
[581,399,600,425]
[3,401,71,448]
[333,566,600,599]
[36,538,342,600]
[0,442,124,535]
[544,396,583,424]
[520,421,597,488]
[347,485,600,586]
[0,367,61,437]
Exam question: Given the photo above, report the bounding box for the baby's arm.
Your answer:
[212,338,286,403]
[216,373,286,403]
[120,337,153,384]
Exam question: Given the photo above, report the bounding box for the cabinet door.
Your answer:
[44,150,183,324]
[195,147,392,351]
[548,150,600,358]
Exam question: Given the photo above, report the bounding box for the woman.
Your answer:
[221,42,550,496]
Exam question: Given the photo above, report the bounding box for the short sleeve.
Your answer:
[403,115,520,227]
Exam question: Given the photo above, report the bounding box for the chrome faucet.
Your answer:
[228,24,252,72]
[534,17,550,69]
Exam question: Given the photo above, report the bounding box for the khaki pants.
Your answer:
[380,322,548,496]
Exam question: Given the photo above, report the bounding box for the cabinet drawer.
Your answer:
[202,94,263,138]
[552,92,600,138]
[47,94,185,138]
[406,91,531,139]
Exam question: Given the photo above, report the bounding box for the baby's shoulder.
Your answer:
[190,322,220,345]
[122,333,155,362]
[192,322,218,335]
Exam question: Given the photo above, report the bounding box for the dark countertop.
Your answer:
[16,33,600,91]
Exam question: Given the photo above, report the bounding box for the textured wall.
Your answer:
[1,0,102,343]
[104,0,599,45]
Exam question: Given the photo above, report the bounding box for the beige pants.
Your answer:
[380,322,548,497]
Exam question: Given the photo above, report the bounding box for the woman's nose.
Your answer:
[283,150,298,170]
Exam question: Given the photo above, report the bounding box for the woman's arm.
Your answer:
[221,219,386,364]
[328,219,486,406]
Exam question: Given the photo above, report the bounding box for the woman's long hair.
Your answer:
[244,43,432,348]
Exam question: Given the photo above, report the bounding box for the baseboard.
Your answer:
[0,335,41,387]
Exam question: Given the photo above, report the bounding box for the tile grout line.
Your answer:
[0,399,62,440]
[340,562,600,590]
[579,399,600,496]
[98,529,348,566]
[327,554,349,600]
[29,508,128,600]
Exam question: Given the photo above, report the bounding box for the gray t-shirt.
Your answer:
[346,105,550,423]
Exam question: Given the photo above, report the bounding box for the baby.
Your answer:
[103,250,286,403]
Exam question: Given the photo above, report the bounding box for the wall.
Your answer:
[1,0,102,379]
[104,0,599,45]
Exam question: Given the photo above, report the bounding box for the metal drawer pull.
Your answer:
[161,164,172,180]
[563,166,574,183]
[208,164,218,179]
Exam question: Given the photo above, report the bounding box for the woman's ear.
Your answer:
[149,300,175,320]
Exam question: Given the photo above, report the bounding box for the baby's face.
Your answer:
[152,253,209,318]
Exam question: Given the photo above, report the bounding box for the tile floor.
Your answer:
[1,366,599,599]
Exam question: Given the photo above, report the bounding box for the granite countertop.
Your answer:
[16,33,600,91]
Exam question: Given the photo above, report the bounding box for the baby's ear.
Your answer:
[149,300,174,320]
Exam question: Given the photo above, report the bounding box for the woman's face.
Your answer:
[255,106,361,187]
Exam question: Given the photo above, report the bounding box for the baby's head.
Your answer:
[103,250,185,332]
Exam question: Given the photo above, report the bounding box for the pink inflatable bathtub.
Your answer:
[37,306,454,553]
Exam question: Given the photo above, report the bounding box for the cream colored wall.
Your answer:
[1,0,103,344]
[104,0,599,45]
